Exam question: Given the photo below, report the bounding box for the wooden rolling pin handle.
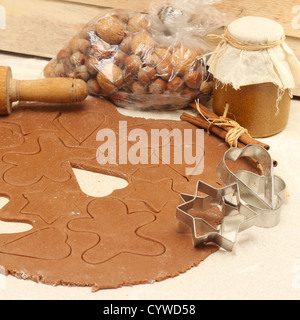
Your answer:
[9,78,88,104]
[0,66,88,115]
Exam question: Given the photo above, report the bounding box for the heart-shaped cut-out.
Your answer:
[72,168,128,197]
[58,112,105,144]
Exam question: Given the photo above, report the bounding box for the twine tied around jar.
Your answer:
[194,99,252,148]
[196,28,286,61]
[195,28,288,116]
[208,28,285,52]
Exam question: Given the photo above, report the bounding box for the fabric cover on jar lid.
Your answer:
[207,16,300,91]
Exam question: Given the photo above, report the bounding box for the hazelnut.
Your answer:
[156,60,173,81]
[120,36,132,54]
[128,14,150,33]
[44,60,57,78]
[96,17,126,45]
[154,48,172,62]
[55,63,67,77]
[131,33,155,57]
[123,70,135,88]
[183,87,200,100]
[89,40,111,60]
[138,66,157,85]
[70,52,86,67]
[86,57,101,76]
[143,53,162,67]
[171,47,197,76]
[62,58,75,75]
[69,37,91,54]
[87,78,102,96]
[167,77,185,93]
[149,79,167,95]
[124,55,143,75]
[112,50,127,68]
[78,39,91,54]
[69,36,79,53]
[97,63,123,96]
[184,71,202,89]
[132,81,148,95]
[72,65,90,82]
[57,49,71,61]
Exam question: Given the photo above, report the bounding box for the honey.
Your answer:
[207,16,300,138]
[213,81,291,138]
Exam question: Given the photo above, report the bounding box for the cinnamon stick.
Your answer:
[189,101,270,151]
[181,112,278,168]
[181,112,245,148]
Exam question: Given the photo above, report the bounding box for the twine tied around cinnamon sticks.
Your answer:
[180,101,277,171]
[195,100,251,148]
[181,100,271,152]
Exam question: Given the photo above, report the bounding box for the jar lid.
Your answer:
[207,16,300,90]
[228,16,284,45]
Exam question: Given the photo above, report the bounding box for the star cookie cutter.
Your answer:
[176,180,257,251]
[216,144,286,228]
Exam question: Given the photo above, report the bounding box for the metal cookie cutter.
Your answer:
[176,181,257,251]
[216,144,286,228]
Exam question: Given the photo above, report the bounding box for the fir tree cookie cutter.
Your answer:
[216,144,286,228]
[176,180,258,252]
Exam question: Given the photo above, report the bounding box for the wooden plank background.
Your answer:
[0,0,299,95]
[62,0,300,37]
[0,0,104,58]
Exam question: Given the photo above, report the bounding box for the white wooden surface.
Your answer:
[0,52,300,300]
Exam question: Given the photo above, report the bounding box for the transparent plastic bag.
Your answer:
[44,0,225,110]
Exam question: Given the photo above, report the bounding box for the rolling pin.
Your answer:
[0,66,88,115]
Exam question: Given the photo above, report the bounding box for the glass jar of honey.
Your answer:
[207,16,300,138]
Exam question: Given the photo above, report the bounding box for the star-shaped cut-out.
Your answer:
[176,180,257,251]
[22,184,82,224]
[67,197,165,264]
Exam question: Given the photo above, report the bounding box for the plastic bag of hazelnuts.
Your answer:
[44,0,225,110]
